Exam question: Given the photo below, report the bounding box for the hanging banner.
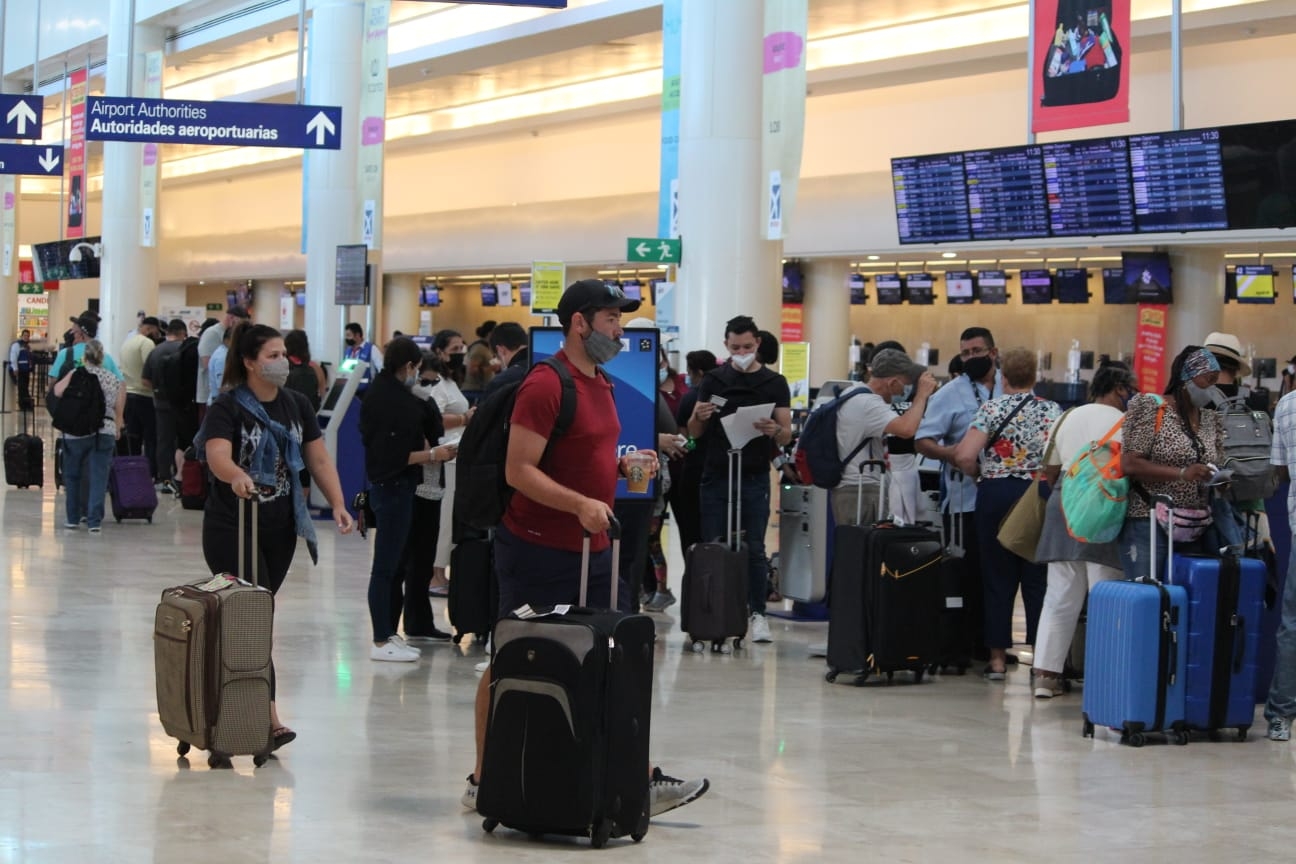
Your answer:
[139,51,164,247]
[781,341,810,411]
[66,68,88,239]
[1032,0,1130,134]
[2,177,14,277]
[358,0,390,249]
[780,303,803,343]
[762,0,808,240]
[657,0,683,239]
[1133,303,1169,395]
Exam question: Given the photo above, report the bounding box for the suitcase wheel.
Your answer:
[710,640,730,655]
[631,808,649,843]
[1237,727,1249,743]
[591,818,612,849]
[912,668,925,685]
[691,640,706,654]
[482,818,498,834]
[208,753,234,769]
[1125,731,1146,748]
[1082,718,1094,738]
[732,637,744,651]
[176,741,191,756]
[825,669,838,683]
[1174,730,1190,747]
[254,754,269,767]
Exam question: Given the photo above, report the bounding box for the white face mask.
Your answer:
[731,353,757,371]
[411,383,434,401]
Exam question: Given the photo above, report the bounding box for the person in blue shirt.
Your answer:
[343,322,384,382]
[915,326,1005,670]
[48,314,123,382]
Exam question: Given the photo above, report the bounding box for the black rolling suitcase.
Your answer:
[4,411,43,489]
[826,461,944,686]
[478,519,654,849]
[932,480,973,675]
[448,530,497,645]
[680,449,749,653]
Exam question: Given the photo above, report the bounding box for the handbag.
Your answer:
[1154,501,1211,543]
[997,476,1049,562]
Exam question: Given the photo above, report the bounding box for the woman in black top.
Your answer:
[359,337,452,662]
[199,322,354,752]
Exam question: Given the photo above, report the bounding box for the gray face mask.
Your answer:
[260,358,290,388]
[584,328,622,365]
[1185,381,1218,409]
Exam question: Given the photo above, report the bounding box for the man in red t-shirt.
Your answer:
[463,279,710,818]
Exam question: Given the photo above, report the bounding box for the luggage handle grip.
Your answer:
[1145,493,1176,585]
[856,459,887,525]
[237,495,259,588]
[579,514,622,609]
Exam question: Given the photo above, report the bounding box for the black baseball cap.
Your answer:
[226,305,250,319]
[556,279,640,327]
[141,316,161,329]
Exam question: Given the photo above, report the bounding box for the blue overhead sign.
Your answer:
[0,94,44,139]
[84,96,343,150]
[0,144,64,176]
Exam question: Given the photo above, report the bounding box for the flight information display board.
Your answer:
[1043,137,1136,237]
[1129,129,1228,232]
[892,153,971,244]
[977,270,1008,305]
[964,146,1050,240]
[904,273,935,305]
[875,274,904,305]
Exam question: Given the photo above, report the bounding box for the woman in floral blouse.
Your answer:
[954,348,1061,679]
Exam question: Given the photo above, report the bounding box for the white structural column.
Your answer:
[303,0,364,367]
[1167,249,1225,353]
[675,0,779,356]
[253,280,281,328]
[804,258,851,384]
[383,273,419,339]
[100,2,162,349]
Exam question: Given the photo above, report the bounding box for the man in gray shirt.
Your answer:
[196,306,248,413]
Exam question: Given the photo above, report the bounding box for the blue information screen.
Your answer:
[530,327,660,501]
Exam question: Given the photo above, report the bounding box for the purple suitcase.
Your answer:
[109,455,158,523]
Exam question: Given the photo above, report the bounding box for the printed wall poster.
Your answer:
[358,0,390,249]
[67,68,88,239]
[657,0,682,239]
[1032,0,1130,134]
[780,304,803,342]
[762,0,808,239]
[781,341,810,411]
[530,261,565,316]
[1133,303,1168,395]
[140,51,164,247]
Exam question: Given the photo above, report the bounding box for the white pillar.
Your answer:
[99,3,161,351]
[675,0,779,356]
[805,258,851,384]
[252,280,280,330]
[1167,250,1225,353]
[384,272,419,339]
[303,0,364,368]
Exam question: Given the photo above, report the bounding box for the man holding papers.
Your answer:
[688,316,792,644]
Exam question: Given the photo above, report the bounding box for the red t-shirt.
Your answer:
[502,351,620,553]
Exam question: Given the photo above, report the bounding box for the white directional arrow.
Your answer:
[7,100,37,135]
[37,147,60,173]
[306,111,336,147]
[635,242,651,258]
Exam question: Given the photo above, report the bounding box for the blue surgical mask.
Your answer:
[658,367,669,384]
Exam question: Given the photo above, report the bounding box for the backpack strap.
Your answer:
[835,387,875,471]
[542,356,580,438]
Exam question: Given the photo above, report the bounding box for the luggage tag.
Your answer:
[196,573,237,592]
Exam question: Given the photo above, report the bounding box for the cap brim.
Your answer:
[905,362,927,381]
[617,298,641,315]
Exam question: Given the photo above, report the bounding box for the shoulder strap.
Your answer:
[541,356,580,439]
[1096,415,1124,447]
[984,394,1033,453]
[1041,406,1073,466]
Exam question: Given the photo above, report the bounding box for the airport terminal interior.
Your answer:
[6,0,1296,860]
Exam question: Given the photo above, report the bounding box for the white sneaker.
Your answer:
[648,767,710,816]
[750,613,773,643]
[462,774,480,810]
[371,639,419,662]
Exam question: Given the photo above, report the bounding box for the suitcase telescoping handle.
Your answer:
[237,495,260,588]
[855,459,887,525]
[1147,493,1174,585]
[727,448,743,552]
[579,513,623,609]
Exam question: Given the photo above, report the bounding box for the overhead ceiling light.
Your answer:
[867,255,880,261]
[941,252,957,259]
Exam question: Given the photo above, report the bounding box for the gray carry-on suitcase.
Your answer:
[154,497,275,768]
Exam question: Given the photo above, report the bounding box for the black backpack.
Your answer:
[159,337,199,405]
[51,367,106,437]
[44,349,77,417]
[452,357,592,541]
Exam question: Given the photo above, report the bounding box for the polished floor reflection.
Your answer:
[3,416,1296,863]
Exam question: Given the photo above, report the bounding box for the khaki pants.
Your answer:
[832,483,880,527]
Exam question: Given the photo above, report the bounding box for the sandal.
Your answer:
[982,664,1006,681]
[272,726,297,752]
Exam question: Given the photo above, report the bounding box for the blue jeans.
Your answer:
[367,474,418,642]
[700,471,770,615]
[1266,540,1296,722]
[1118,515,1206,582]
[63,434,113,529]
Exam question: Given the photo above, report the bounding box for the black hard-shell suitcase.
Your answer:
[478,520,654,849]
[827,462,944,685]
[4,410,43,489]
[448,532,497,644]
[680,449,749,652]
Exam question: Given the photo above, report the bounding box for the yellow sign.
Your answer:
[781,341,811,411]
[531,261,566,315]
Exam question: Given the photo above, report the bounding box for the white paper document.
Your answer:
[720,403,776,449]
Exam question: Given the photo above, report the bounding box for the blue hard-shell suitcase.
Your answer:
[1172,553,1264,739]
[1082,497,1188,747]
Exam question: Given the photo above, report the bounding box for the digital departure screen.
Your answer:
[977,270,1008,305]
[945,271,975,305]
[876,274,904,305]
[1129,129,1228,232]
[1235,264,1276,304]
[848,274,867,305]
[904,273,935,305]
[1103,268,1130,304]
[964,146,1050,240]
[1055,268,1090,304]
[1020,269,1054,304]
[1044,137,1136,236]
[892,153,971,244]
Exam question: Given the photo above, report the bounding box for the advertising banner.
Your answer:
[359,0,389,249]
[531,327,660,501]
[1133,303,1168,395]
[530,261,565,315]
[67,68,88,239]
[657,0,682,239]
[17,292,50,341]
[780,303,803,342]
[1032,0,1130,134]
[762,0,808,239]
[2,176,13,276]
[139,51,164,247]
[781,341,810,411]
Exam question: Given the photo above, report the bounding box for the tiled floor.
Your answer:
[3,414,1296,862]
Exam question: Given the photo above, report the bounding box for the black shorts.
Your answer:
[494,523,614,617]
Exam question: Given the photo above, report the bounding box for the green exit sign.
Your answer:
[626,237,681,264]
[17,283,43,295]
